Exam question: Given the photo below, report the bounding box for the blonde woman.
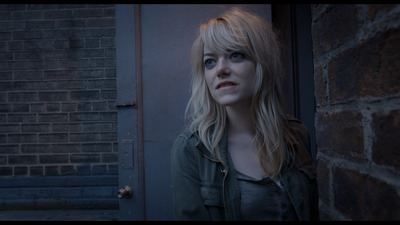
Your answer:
[171,7,319,221]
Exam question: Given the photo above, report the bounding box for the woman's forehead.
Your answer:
[203,46,236,56]
[203,39,241,53]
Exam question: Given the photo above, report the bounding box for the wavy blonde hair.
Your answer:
[186,7,297,178]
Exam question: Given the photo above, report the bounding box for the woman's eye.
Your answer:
[204,58,215,68]
[231,52,245,61]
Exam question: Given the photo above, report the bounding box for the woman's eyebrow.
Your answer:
[203,53,216,58]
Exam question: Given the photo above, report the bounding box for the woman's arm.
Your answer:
[171,135,210,220]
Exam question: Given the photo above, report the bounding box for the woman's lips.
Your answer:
[216,81,237,89]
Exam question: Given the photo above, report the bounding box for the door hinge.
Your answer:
[116,101,137,109]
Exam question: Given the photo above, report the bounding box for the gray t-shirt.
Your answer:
[236,170,298,221]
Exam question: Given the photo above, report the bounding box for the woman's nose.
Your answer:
[216,58,231,77]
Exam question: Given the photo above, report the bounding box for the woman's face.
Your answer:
[203,46,256,107]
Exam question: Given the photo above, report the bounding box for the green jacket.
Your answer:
[171,116,319,221]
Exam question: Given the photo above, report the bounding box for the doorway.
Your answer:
[116,4,273,220]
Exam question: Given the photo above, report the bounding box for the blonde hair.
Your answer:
[186,7,297,178]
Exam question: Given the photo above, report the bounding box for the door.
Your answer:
[116,4,272,220]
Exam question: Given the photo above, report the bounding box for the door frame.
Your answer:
[272,4,316,162]
[115,4,145,220]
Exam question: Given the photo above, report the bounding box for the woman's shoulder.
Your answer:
[285,114,310,148]
[171,128,199,153]
[174,128,199,142]
[171,128,206,166]
[284,114,316,179]
[285,114,309,131]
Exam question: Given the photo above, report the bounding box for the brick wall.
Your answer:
[311,4,400,220]
[0,4,118,209]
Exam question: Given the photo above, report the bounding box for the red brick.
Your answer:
[0,167,12,176]
[372,109,400,170]
[328,46,360,103]
[328,29,400,103]
[368,29,400,97]
[316,110,364,162]
[8,155,38,165]
[367,4,398,21]
[333,167,400,220]
[39,155,69,164]
[316,158,330,203]
[313,66,326,106]
[312,4,360,58]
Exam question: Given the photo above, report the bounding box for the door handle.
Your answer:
[117,185,133,199]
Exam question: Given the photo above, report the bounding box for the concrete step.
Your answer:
[0,210,120,221]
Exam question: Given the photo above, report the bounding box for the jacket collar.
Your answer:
[193,126,229,163]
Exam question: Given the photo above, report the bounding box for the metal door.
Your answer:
[116,4,272,220]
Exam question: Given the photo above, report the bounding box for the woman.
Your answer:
[171,7,319,221]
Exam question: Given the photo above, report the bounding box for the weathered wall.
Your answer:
[311,4,400,220]
[0,4,118,209]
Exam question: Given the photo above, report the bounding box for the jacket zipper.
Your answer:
[221,167,229,220]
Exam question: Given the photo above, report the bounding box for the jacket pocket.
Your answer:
[200,185,224,207]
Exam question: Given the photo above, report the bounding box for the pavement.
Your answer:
[0,210,120,221]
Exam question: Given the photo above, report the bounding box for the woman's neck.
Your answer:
[226,101,255,137]
[226,101,267,179]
